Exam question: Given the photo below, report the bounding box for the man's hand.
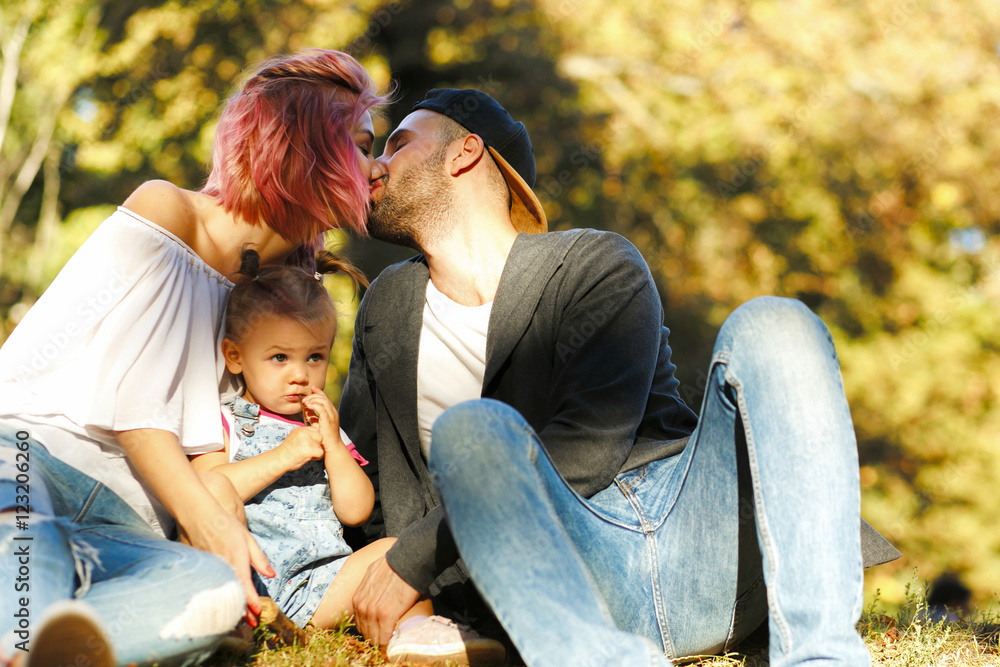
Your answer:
[352,555,421,647]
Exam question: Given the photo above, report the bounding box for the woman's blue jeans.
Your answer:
[428,297,869,667]
[0,427,244,665]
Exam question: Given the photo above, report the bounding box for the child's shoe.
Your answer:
[23,600,115,667]
[386,614,505,665]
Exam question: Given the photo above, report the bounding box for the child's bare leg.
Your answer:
[310,537,433,630]
[178,471,247,545]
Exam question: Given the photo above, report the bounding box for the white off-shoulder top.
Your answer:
[0,207,235,536]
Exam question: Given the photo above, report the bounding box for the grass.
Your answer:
[210,586,1000,667]
[850,583,1000,667]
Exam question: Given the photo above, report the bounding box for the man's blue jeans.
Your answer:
[428,297,869,667]
[0,427,244,665]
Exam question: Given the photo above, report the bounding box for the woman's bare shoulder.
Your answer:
[122,180,200,243]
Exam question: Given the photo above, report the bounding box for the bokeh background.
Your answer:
[1,0,998,612]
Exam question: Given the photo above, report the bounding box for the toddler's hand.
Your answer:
[302,387,342,451]
[278,426,325,470]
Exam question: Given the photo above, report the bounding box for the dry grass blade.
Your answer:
[207,583,1000,667]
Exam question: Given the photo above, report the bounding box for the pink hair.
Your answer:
[203,49,384,244]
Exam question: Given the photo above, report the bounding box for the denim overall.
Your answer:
[226,396,352,626]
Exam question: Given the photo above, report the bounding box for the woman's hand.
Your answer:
[277,425,325,470]
[116,427,274,623]
[177,502,275,625]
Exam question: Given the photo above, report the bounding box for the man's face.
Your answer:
[367,111,456,248]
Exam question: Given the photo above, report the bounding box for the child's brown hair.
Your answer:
[225,247,367,343]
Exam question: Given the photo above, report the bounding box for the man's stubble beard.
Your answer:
[367,146,456,250]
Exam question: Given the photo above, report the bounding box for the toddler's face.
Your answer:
[223,316,335,415]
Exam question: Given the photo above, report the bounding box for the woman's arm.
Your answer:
[190,425,325,502]
[303,388,374,526]
[116,427,274,620]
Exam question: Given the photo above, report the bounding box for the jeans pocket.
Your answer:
[585,477,646,530]
[613,455,685,531]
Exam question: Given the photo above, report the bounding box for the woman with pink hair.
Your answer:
[0,49,383,666]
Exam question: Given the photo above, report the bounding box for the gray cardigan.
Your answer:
[339,229,897,595]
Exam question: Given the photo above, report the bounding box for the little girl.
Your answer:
[191,248,504,666]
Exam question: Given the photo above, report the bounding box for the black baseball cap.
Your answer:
[411,88,547,234]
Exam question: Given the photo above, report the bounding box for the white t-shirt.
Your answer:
[0,207,234,536]
[416,280,491,458]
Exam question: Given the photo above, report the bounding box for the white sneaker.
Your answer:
[386,614,505,665]
[22,601,114,667]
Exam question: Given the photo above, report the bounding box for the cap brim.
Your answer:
[487,147,547,235]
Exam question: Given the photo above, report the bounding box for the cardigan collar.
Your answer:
[484,230,584,389]
[363,229,587,463]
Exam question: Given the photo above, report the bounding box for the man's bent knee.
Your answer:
[432,399,522,452]
[727,296,815,328]
[720,296,828,351]
[429,399,533,482]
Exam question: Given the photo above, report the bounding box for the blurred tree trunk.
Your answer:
[25,145,60,289]
[0,1,101,276]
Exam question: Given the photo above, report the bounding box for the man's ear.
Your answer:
[221,338,243,375]
[447,134,487,176]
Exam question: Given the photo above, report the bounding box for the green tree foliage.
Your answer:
[2,0,999,611]
[0,0,392,393]
[352,0,1000,608]
[526,0,1000,606]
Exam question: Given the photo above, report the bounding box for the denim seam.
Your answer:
[618,464,651,491]
[723,573,765,652]
[524,424,540,465]
[580,503,647,532]
[646,529,676,658]
[615,478,675,656]
[71,483,104,524]
[638,412,706,535]
[613,473,652,530]
[726,367,793,655]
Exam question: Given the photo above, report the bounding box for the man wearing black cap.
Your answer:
[341,89,897,666]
